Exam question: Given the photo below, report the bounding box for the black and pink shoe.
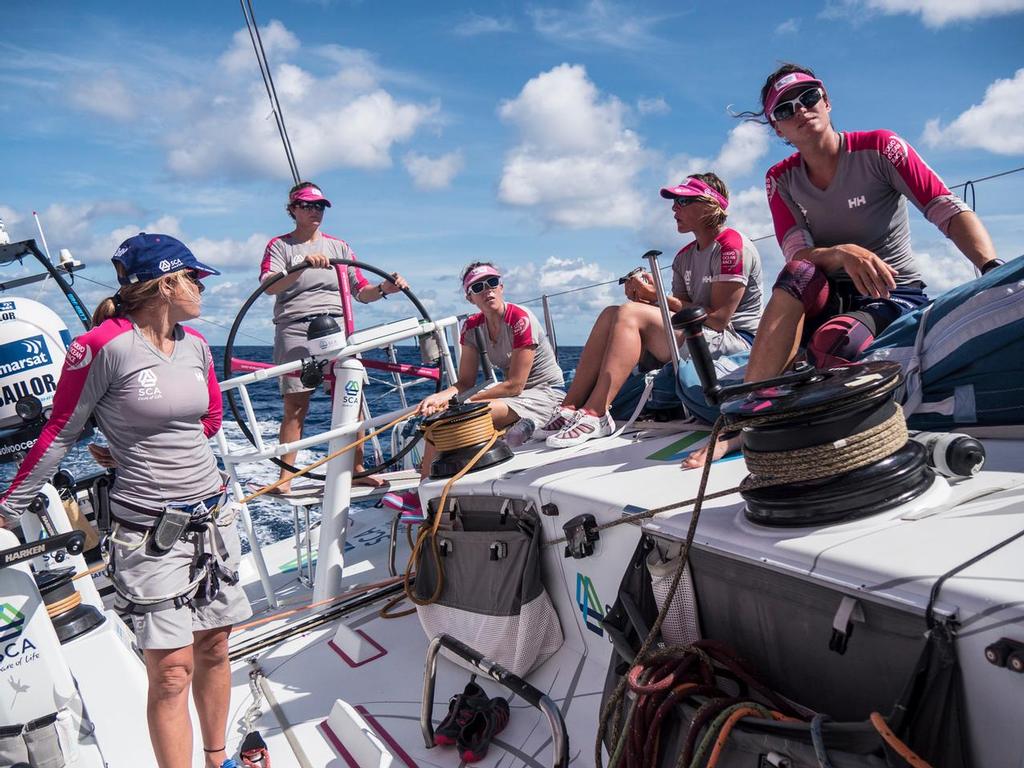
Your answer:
[434,681,489,746]
[458,696,510,762]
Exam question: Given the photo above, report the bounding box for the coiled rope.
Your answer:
[45,590,82,619]
[380,405,504,618]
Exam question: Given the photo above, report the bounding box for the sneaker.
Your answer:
[434,681,489,746]
[534,406,577,439]
[546,410,615,448]
[381,489,423,522]
[458,697,510,762]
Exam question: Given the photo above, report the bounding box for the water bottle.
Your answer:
[909,431,986,478]
[505,418,536,448]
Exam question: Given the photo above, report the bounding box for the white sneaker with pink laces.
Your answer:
[546,410,615,448]
[533,406,577,440]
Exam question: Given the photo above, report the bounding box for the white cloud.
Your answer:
[775,18,800,34]
[922,69,1024,155]
[637,97,670,116]
[666,122,771,185]
[452,14,516,36]
[824,0,1024,26]
[67,71,137,121]
[504,256,617,318]
[404,151,464,189]
[219,20,300,74]
[914,244,979,294]
[497,64,647,228]
[529,1,670,50]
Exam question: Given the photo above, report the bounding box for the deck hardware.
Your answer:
[828,596,864,655]
[499,499,511,525]
[541,503,559,517]
[438,538,453,557]
[562,514,600,559]
[489,541,508,561]
[421,633,568,767]
[985,638,1024,671]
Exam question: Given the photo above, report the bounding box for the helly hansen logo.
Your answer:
[848,196,867,208]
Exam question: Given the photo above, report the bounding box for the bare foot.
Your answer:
[682,434,741,470]
[353,466,386,488]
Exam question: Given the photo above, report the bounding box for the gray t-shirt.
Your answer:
[1,318,223,520]
[671,228,763,335]
[766,130,971,286]
[459,303,564,389]
[260,233,369,325]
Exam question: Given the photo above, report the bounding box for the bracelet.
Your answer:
[378,283,387,299]
[980,259,1004,275]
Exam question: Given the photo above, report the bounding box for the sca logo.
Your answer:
[0,335,52,377]
[576,573,605,637]
[343,379,360,404]
[1,603,36,662]
[137,368,163,401]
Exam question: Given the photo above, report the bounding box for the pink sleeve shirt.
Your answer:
[2,319,223,520]
[765,130,970,285]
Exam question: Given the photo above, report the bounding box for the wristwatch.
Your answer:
[980,259,1004,275]
[377,283,387,299]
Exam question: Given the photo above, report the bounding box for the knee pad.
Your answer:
[772,260,830,317]
[807,313,875,369]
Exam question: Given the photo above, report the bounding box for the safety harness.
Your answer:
[107,493,239,614]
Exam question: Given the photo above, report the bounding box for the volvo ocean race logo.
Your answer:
[137,368,163,401]
[0,335,52,377]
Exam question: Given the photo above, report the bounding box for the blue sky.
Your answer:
[1,0,1022,345]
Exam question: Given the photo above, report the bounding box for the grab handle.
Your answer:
[421,634,568,768]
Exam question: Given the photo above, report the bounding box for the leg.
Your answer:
[277,390,312,491]
[562,305,622,407]
[353,441,386,487]
[580,303,667,414]
[144,645,195,768]
[192,626,233,768]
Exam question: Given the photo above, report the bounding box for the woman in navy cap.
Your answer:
[2,233,250,768]
[260,181,408,492]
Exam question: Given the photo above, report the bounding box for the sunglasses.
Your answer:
[771,87,824,123]
[468,276,501,294]
[672,197,699,208]
[292,200,328,211]
[184,270,206,293]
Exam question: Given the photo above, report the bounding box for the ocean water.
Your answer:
[3,344,583,548]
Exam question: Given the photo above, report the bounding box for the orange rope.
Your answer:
[706,707,798,768]
[870,712,935,768]
[72,562,107,581]
[231,574,403,633]
[240,411,410,504]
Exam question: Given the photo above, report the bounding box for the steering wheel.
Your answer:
[222,258,445,480]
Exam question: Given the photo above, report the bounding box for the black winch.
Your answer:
[674,307,935,526]
[422,400,514,479]
[34,567,105,643]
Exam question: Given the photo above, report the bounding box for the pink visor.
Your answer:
[764,72,825,121]
[659,177,729,210]
[462,265,501,291]
[290,186,332,207]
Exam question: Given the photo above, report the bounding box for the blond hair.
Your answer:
[92,270,199,325]
[689,172,729,230]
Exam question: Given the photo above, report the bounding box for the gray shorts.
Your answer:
[498,385,565,426]
[639,324,753,371]
[274,319,319,395]
[110,498,252,650]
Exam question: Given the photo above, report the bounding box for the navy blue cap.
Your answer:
[111,233,221,286]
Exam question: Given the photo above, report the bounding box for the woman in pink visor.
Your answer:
[382,262,566,516]
[539,172,763,449]
[685,64,1000,468]
[259,181,408,492]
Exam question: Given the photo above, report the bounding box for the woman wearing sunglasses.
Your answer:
[685,63,1001,468]
[381,262,565,515]
[1,234,250,768]
[538,173,763,449]
[260,181,409,492]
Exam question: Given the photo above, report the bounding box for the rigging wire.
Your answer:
[240,0,301,185]
[517,163,1024,305]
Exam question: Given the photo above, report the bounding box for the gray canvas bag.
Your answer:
[413,497,563,676]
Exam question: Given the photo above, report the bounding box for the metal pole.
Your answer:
[645,250,681,373]
[541,294,558,358]
[312,357,364,602]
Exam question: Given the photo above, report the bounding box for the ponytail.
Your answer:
[90,272,193,326]
[91,293,121,325]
